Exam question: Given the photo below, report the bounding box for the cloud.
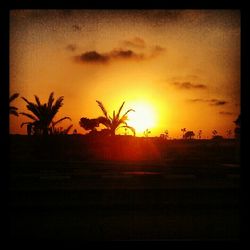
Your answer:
[188,98,227,106]
[173,81,207,89]
[122,37,146,49]
[74,49,146,64]
[66,44,77,51]
[75,51,109,63]
[219,111,233,115]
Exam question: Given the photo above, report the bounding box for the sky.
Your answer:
[9,9,240,138]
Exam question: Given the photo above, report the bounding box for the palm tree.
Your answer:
[9,93,19,116]
[95,100,136,136]
[20,92,71,135]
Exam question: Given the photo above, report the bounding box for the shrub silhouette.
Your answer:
[9,93,19,116]
[20,92,71,135]
[183,131,195,139]
[79,117,100,132]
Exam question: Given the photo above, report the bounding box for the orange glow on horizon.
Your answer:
[9,10,240,138]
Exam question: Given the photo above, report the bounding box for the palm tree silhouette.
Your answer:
[20,92,71,135]
[9,93,19,116]
[95,100,136,136]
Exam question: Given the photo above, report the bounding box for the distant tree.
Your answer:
[20,92,71,135]
[164,130,169,139]
[9,93,19,116]
[212,130,218,137]
[143,128,151,137]
[95,100,136,136]
[181,128,186,138]
[198,130,202,139]
[183,131,195,139]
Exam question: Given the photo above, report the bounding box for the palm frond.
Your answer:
[120,109,135,122]
[47,92,55,109]
[120,125,136,136]
[63,124,73,134]
[96,100,108,119]
[116,101,125,119]
[10,109,19,116]
[9,93,19,103]
[19,112,38,121]
[21,96,32,105]
[53,116,71,126]
[34,95,41,107]
[21,121,33,128]
[10,106,18,111]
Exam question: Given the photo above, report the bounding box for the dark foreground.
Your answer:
[9,135,240,241]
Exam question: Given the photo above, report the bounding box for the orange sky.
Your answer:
[10,9,240,138]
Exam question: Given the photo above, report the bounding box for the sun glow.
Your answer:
[127,102,157,135]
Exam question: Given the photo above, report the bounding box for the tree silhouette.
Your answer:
[95,100,136,136]
[212,130,218,138]
[198,130,202,139]
[20,92,71,135]
[181,128,186,138]
[79,117,100,132]
[143,128,151,137]
[9,93,19,116]
[183,131,195,139]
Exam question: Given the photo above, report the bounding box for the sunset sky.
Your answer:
[10,9,240,138]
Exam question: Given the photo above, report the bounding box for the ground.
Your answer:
[9,135,240,240]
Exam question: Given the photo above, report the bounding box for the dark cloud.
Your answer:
[75,51,109,64]
[122,37,146,49]
[173,81,207,89]
[188,98,227,106]
[74,49,146,64]
[219,111,233,115]
[66,44,77,51]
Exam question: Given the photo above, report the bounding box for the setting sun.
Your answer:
[127,101,157,135]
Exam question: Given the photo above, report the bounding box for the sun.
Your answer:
[127,101,157,135]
